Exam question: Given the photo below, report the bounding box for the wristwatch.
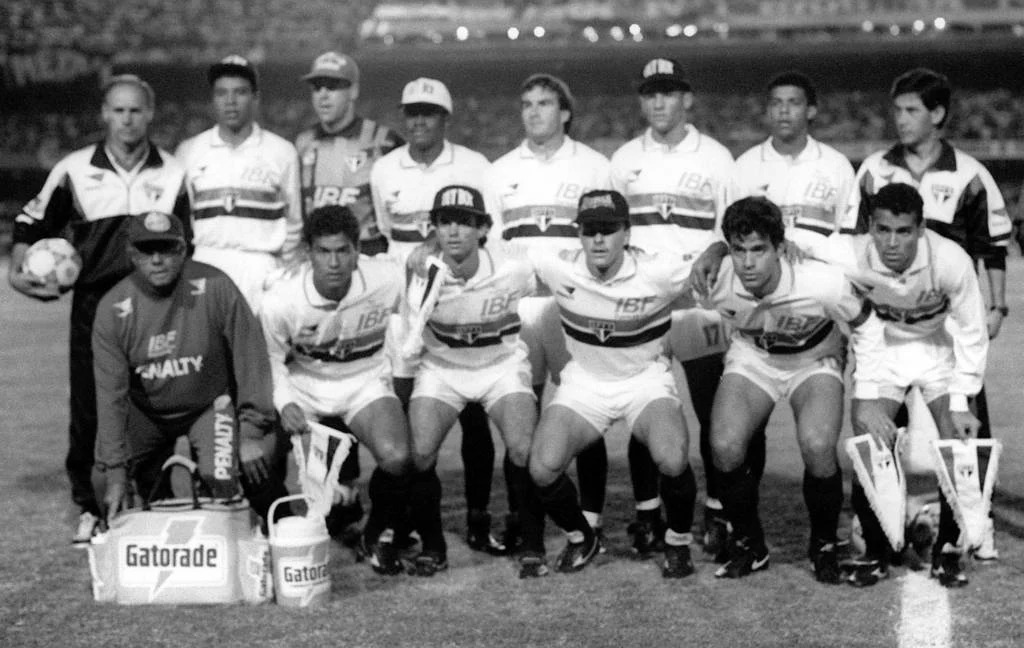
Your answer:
[991,305,1009,316]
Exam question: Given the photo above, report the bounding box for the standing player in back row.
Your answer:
[609,58,739,559]
[488,73,612,546]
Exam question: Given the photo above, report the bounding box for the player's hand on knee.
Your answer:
[279,403,309,436]
[853,400,898,448]
[103,480,129,524]
[9,269,61,302]
[950,410,981,441]
[239,438,271,483]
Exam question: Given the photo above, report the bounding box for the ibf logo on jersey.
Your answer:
[148,331,178,358]
[588,320,616,343]
[314,185,360,207]
[456,325,483,344]
[677,172,713,199]
[118,517,228,602]
[531,206,557,231]
[931,184,954,204]
[652,194,676,220]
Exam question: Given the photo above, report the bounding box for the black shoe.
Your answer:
[845,556,890,588]
[360,534,403,576]
[466,511,509,556]
[703,507,731,563]
[714,538,770,579]
[518,552,549,579]
[626,518,664,559]
[326,498,365,547]
[662,544,695,579]
[810,542,843,585]
[412,551,448,577]
[555,531,602,573]
[931,546,968,588]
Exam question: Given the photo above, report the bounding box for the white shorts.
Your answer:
[193,246,280,313]
[548,359,680,433]
[411,348,534,413]
[290,363,398,425]
[665,307,729,363]
[723,341,844,402]
[518,295,569,385]
[877,334,954,404]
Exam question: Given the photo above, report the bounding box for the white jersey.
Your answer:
[827,230,988,400]
[414,248,536,371]
[735,136,855,256]
[708,257,885,400]
[490,137,611,254]
[260,255,403,412]
[175,124,302,261]
[532,247,692,381]
[370,140,498,258]
[610,126,737,257]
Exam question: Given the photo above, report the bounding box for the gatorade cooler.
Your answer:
[268,494,331,607]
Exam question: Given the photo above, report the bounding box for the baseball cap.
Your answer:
[577,190,630,224]
[129,212,187,244]
[638,58,691,94]
[208,54,259,90]
[302,51,359,85]
[400,77,453,114]
[430,185,491,226]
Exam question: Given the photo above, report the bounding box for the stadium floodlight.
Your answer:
[713,22,729,37]
[912,19,925,33]
[861,20,873,32]
[507,26,520,40]
[933,17,946,30]
[1014,24,1024,37]
[666,24,683,37]
[610,25,625,41]
[533,25,545,38]
[629,24,641,36]
[889,24,900,35]
[683,24,698,37]
[456,26,469,41]
[583,26,599,42]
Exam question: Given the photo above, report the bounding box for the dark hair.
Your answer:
[870,183,924,226]
[303,205,360,248]
[521,73,574,134]
[767,70,817,107]
[890,68,951,128]
[722,197,785,248]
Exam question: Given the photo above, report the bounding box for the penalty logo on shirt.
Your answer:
[846,432,906,551]
[652,193,676,221]
[931,439,1001,551]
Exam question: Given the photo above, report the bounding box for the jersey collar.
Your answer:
[882,139,958,173]
[760,135,822,162]
[90,141,164,172]
[313,116,364,140]
[399,140,454,169]
[864,229,933,277]
[517,136,576,161]
[303,262,366,307]
[642,125,699,153]
[210,122,265,149]
[571,247,640,284]
[732,257,795,302]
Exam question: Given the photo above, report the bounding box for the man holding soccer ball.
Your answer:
[8,74,191,545]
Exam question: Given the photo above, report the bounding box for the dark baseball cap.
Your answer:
[577,190,629,224]
[638,58,691,94]
[129,212,187,244]
[430,185,492,226]
[208,54,259,90]
[302,51,359,85]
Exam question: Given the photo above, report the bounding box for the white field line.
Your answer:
[898,571,951,648]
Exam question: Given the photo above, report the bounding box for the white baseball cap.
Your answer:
[400,77,453,114]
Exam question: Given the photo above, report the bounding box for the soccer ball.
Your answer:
[22,238,82,290]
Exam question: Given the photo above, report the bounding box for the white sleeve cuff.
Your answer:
[948,393,969,412]
[853,382,879,401]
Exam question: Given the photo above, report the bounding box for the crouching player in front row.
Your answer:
[833,183,988,588]
[92,212,288,525]
[701,197,887,584]
[526,190,699,579]
[259,205,413,576]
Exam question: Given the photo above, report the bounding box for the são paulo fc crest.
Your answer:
[588,320,615,343]
[346,151,368,173]
[931,184,954,204]
[652,193,676,220]
[223,191,240,213]
[456,325,482,344]
[415,213,433,238]
[531,206,557,232]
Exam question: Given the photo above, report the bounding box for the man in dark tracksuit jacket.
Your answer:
[91,212,286,524]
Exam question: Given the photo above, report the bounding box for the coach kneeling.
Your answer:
[91,212,288,524]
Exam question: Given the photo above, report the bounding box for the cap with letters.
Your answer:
[129,212,187,244]
[401,77,453,114]
[208,54,259,90]
[302,51,359,85]
[576,190,630,224]
[638,58,690,94]
[430,185,491,226]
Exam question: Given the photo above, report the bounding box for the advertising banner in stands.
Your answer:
[0,47,112,106]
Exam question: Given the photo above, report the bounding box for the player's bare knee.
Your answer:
[528,457,559,488]
[710,431,744,472]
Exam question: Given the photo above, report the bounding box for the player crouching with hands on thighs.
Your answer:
[92,212,288,527]
[259,205,413,576]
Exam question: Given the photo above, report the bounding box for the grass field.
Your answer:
[2,259,1024,648]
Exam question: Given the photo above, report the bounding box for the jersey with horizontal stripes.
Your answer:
[828,229,987,398]
[295,117,404,242]
[416,248,535,370]
[13,143,190,290]
[370,141,497,246]
[845,141,1011,262]
[490,137,611,252]
[610,127,737,257]
[735,136,855,257]
[531,246,691,380]
[708,257,885,399]
[175,124,302,260]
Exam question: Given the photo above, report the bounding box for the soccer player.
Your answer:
[402,185,542,576]
[832,183,987,588]
[609,58,739,558]
[293,50,405,541]
[371,78,506,554]
[704,197,885,584]
[488,72,612,547]
[91,212,287,526]
[735,71,855,257]
[8,74,190,545]
[259,205,412,575]
[526,190,699,579]
[175,55,302,311]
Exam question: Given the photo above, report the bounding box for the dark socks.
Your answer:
[803,469,843,551]
[576,439,608,518]
[660,465,697,536]
[459,403,494,512]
